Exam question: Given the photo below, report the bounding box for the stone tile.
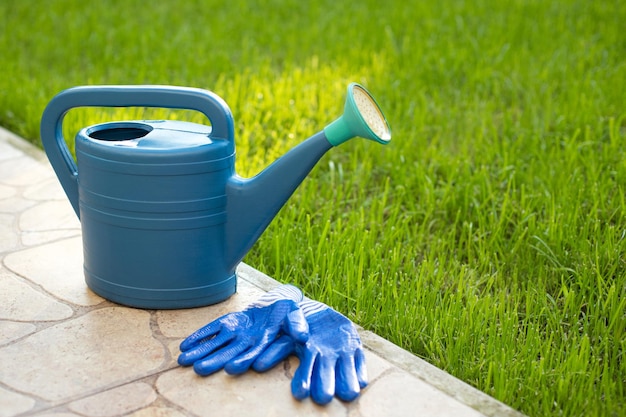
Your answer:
[0,320,36,345]
[128,406,188,417]
[0,156,51,186]
[32,413,81,417]
[23,177,68,201]
[156,278,265,339]
[0,307,165,403]
[0,196,37,214]
[3,237,104,307]
[0,385,35,417]
[21,229,82,247]
[68,382,157,417]
[0,140,24,161]
[0,183,16,199]
[0,213,19,253]
[165,339,185,369]
[0,267,73,321]
[351,370,485,417]
[19,200,80,232]
[361,348,392,383]
[157,362,349,417]
[0,129,48,166]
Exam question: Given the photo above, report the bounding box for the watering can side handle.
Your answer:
[40,90,81,217]
[40,85,236,218]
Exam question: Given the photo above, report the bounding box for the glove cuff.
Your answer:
[299,297,330,317]
[248,284,304,309]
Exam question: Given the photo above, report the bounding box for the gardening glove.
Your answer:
[253,298,368,405]
[178,284,309,376]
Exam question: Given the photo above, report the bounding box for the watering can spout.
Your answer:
[224,83,391,270]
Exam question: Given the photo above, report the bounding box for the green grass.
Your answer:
[2,0,625,415]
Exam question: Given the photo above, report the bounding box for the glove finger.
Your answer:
[193,339,250,376]
[285,308,309,343]
[291,348,317,400]
[335,354,361,402]
[177,331,234,366]
[355,347,368,388]
[253,335,296,372]
[223,350,258,375]
[311,355,335,405]
[179,320,222,352]
[224,330,277,375]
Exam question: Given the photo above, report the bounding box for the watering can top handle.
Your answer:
[41,85,235,140]
[40,85,235,218]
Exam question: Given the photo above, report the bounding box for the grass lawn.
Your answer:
[2,0,625,415]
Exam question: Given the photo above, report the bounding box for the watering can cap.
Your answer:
[80,120,234,164]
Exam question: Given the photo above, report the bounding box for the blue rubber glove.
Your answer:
[253,299,368,405]
[178,284,309,376]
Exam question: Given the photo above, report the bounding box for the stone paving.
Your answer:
[0,126,524,417]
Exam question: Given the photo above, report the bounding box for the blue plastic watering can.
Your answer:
[40,83,391,309]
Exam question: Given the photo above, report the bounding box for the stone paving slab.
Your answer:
[0,127,524,417]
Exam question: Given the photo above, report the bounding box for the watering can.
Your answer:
[40,83,391,309]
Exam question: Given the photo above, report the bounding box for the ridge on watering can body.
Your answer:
[40,84,390,309]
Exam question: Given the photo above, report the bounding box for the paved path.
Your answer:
[0,127,524,416]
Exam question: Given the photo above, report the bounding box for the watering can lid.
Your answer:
[81,120,234,162]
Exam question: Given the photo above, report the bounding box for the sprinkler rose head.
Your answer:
[324,83,391,146]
